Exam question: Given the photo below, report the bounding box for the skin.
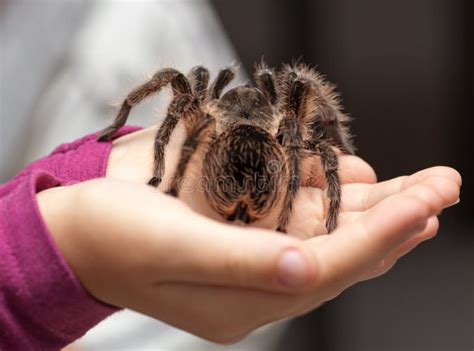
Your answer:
[37,126,461,344]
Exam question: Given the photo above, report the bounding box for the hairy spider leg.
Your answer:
[149,66,215,187]
[158,66,216,192]
[209,66,236,100]
[150,65,226,189]
[166,113,215,196]
[187,66,210,102]
[279,65,343,233]
[282,65,354,154]
[276,80,307,233]
[97,68,192,141]
[305,139,341,233]
[254,62,278,105]
[148,94,200,187]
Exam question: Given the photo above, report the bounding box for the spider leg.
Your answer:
[310,95,354,155]
[305,139,341,233]
[278,65,345,233]
[98,68,191,141]
[148,94,198,187]
[254,62,278,105]
[276,80,308,233]
[187,66,210,101]
[209,66,236,99]
[166,113,215,197]
[281,64,354,154]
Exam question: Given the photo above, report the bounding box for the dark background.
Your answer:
[213,1,472,350]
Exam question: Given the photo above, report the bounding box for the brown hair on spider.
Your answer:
[97,61,354,234]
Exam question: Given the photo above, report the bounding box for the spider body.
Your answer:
[98,62,354,234]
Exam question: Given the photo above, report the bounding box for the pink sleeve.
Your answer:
[0,126,141,350]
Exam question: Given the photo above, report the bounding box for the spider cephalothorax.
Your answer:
[98,62,354,233]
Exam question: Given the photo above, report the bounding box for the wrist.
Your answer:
[37,185,79,270]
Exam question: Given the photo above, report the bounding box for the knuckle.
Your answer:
[409,184,441,213]
[403,195,432,220]
[425,216,440,238]
[373,257,396,277]
[415,183,437,201]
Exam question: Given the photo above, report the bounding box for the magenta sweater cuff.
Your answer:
[0,126,141,350]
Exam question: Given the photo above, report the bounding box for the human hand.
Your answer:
[37,163,460,343]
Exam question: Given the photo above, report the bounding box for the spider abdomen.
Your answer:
[203,124,287,224]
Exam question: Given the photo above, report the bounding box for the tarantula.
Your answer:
[98,62,354,233]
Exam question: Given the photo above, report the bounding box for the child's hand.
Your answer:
[37,162,460,343]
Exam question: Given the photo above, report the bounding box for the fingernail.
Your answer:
[277,250,309,288]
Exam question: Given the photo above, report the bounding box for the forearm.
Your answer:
[0,171,118,350]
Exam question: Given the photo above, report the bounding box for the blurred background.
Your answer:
[1,0,472,350]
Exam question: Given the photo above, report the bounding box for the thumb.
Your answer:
[73,179,318,294]
[148,210,318,292]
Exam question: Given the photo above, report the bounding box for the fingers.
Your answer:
[301,155,377,187]
[341,166,461,212]
[308,175,459,293]
[388,216,439,261]
[406,166,462,187]
[361,216,439,281]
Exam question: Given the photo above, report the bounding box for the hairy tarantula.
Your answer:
[98,62,354,233]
